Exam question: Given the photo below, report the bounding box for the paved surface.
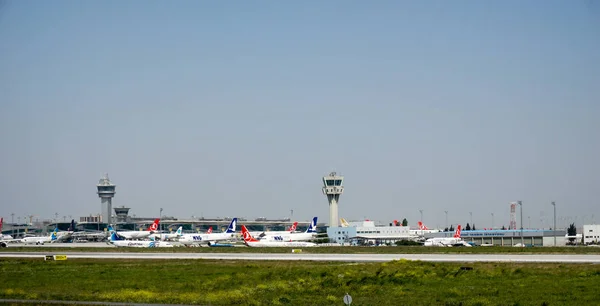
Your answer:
[2,251,600,263]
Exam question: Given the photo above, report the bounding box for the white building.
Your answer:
[583,224,600,245]
[327,220,416,245]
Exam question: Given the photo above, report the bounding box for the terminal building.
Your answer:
[327,220,415,245]
[426,229,568,247]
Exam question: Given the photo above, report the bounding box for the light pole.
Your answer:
[159,208,163,241]
[551,201,556,246]
[444,211,448,232]
[419,210,423,222]
[491,213,494,229]
[518,201,523,245]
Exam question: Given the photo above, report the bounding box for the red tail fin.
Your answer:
[241,225,259,242]
[147,219,160,231]
[0,218,3,232]
[207,226,213,234]
[453,225,462,238]
[288,222,298,232]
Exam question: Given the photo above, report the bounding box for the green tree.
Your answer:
[449,225,455,232]
[402,218,408,226]
[567,223,577,244]
[465,223,471,231]
[502,225,506,230]
[472,224,476,230]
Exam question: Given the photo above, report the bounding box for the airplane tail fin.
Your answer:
[454,225,462,238]
[288,221,298,232]
[51,228,58,241]
[0,218,3,232]
[147,219,160,231]
[176,226,183,236]
[225,218,237,233]
[68,219,75,232]
[207,226,213,234]
[306,217,318,233]
[418,221,429,230]
[241,225,259,242]
[110,231,122,241]
[340,218,349,227]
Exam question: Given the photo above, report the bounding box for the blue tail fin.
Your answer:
[225,218,237,233]
[110,232,122,241]
[306,217,318,233]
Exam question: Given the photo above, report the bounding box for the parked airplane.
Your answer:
[259,217,318,242]
[108,219,160,240]
[423,225,471,247]
[20,228,58,245]
[410,221,441,236]
[149,226,183,241]
[53,219,76,242]
[0,218,13,240]
[241,225,316,247]
[108,231,173,248]
[253,221,299,238]
[178,218,238,246]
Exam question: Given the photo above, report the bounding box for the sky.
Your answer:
[1,1,599,229]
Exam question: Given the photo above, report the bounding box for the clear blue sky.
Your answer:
[1,1,598,229]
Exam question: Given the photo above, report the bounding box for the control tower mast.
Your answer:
[322,172,344,227]
[97,174,116,226]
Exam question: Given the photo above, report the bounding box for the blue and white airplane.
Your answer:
[259,217,318,242]
[178,218,238,246]
[20,228,58,245]
[149,226,183,241]
[107,231,174,248]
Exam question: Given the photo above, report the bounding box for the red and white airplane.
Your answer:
[241,224,317,247]
[423,225,471,247]
[410,221,441,236]
[108,219,160,240]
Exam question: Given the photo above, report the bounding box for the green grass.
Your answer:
[2,245,600,254]
[1,258,599,305]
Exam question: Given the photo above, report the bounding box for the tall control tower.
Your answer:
[322,172,344,227]
[97,174,116,226]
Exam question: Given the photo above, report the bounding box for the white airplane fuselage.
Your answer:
[178,232,237,245]
[423,238,470,247]
[110,240,173,248]
[114,231,153,240]
[21,236,54,245]
[259,232,316,242]
[245,240,317,247]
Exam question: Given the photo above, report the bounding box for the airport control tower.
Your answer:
[97,174,116,226]
[322,172,344,227]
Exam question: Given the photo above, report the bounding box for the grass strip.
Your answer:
[1,258,599,305]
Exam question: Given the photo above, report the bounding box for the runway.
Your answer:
[1,251,600,263]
